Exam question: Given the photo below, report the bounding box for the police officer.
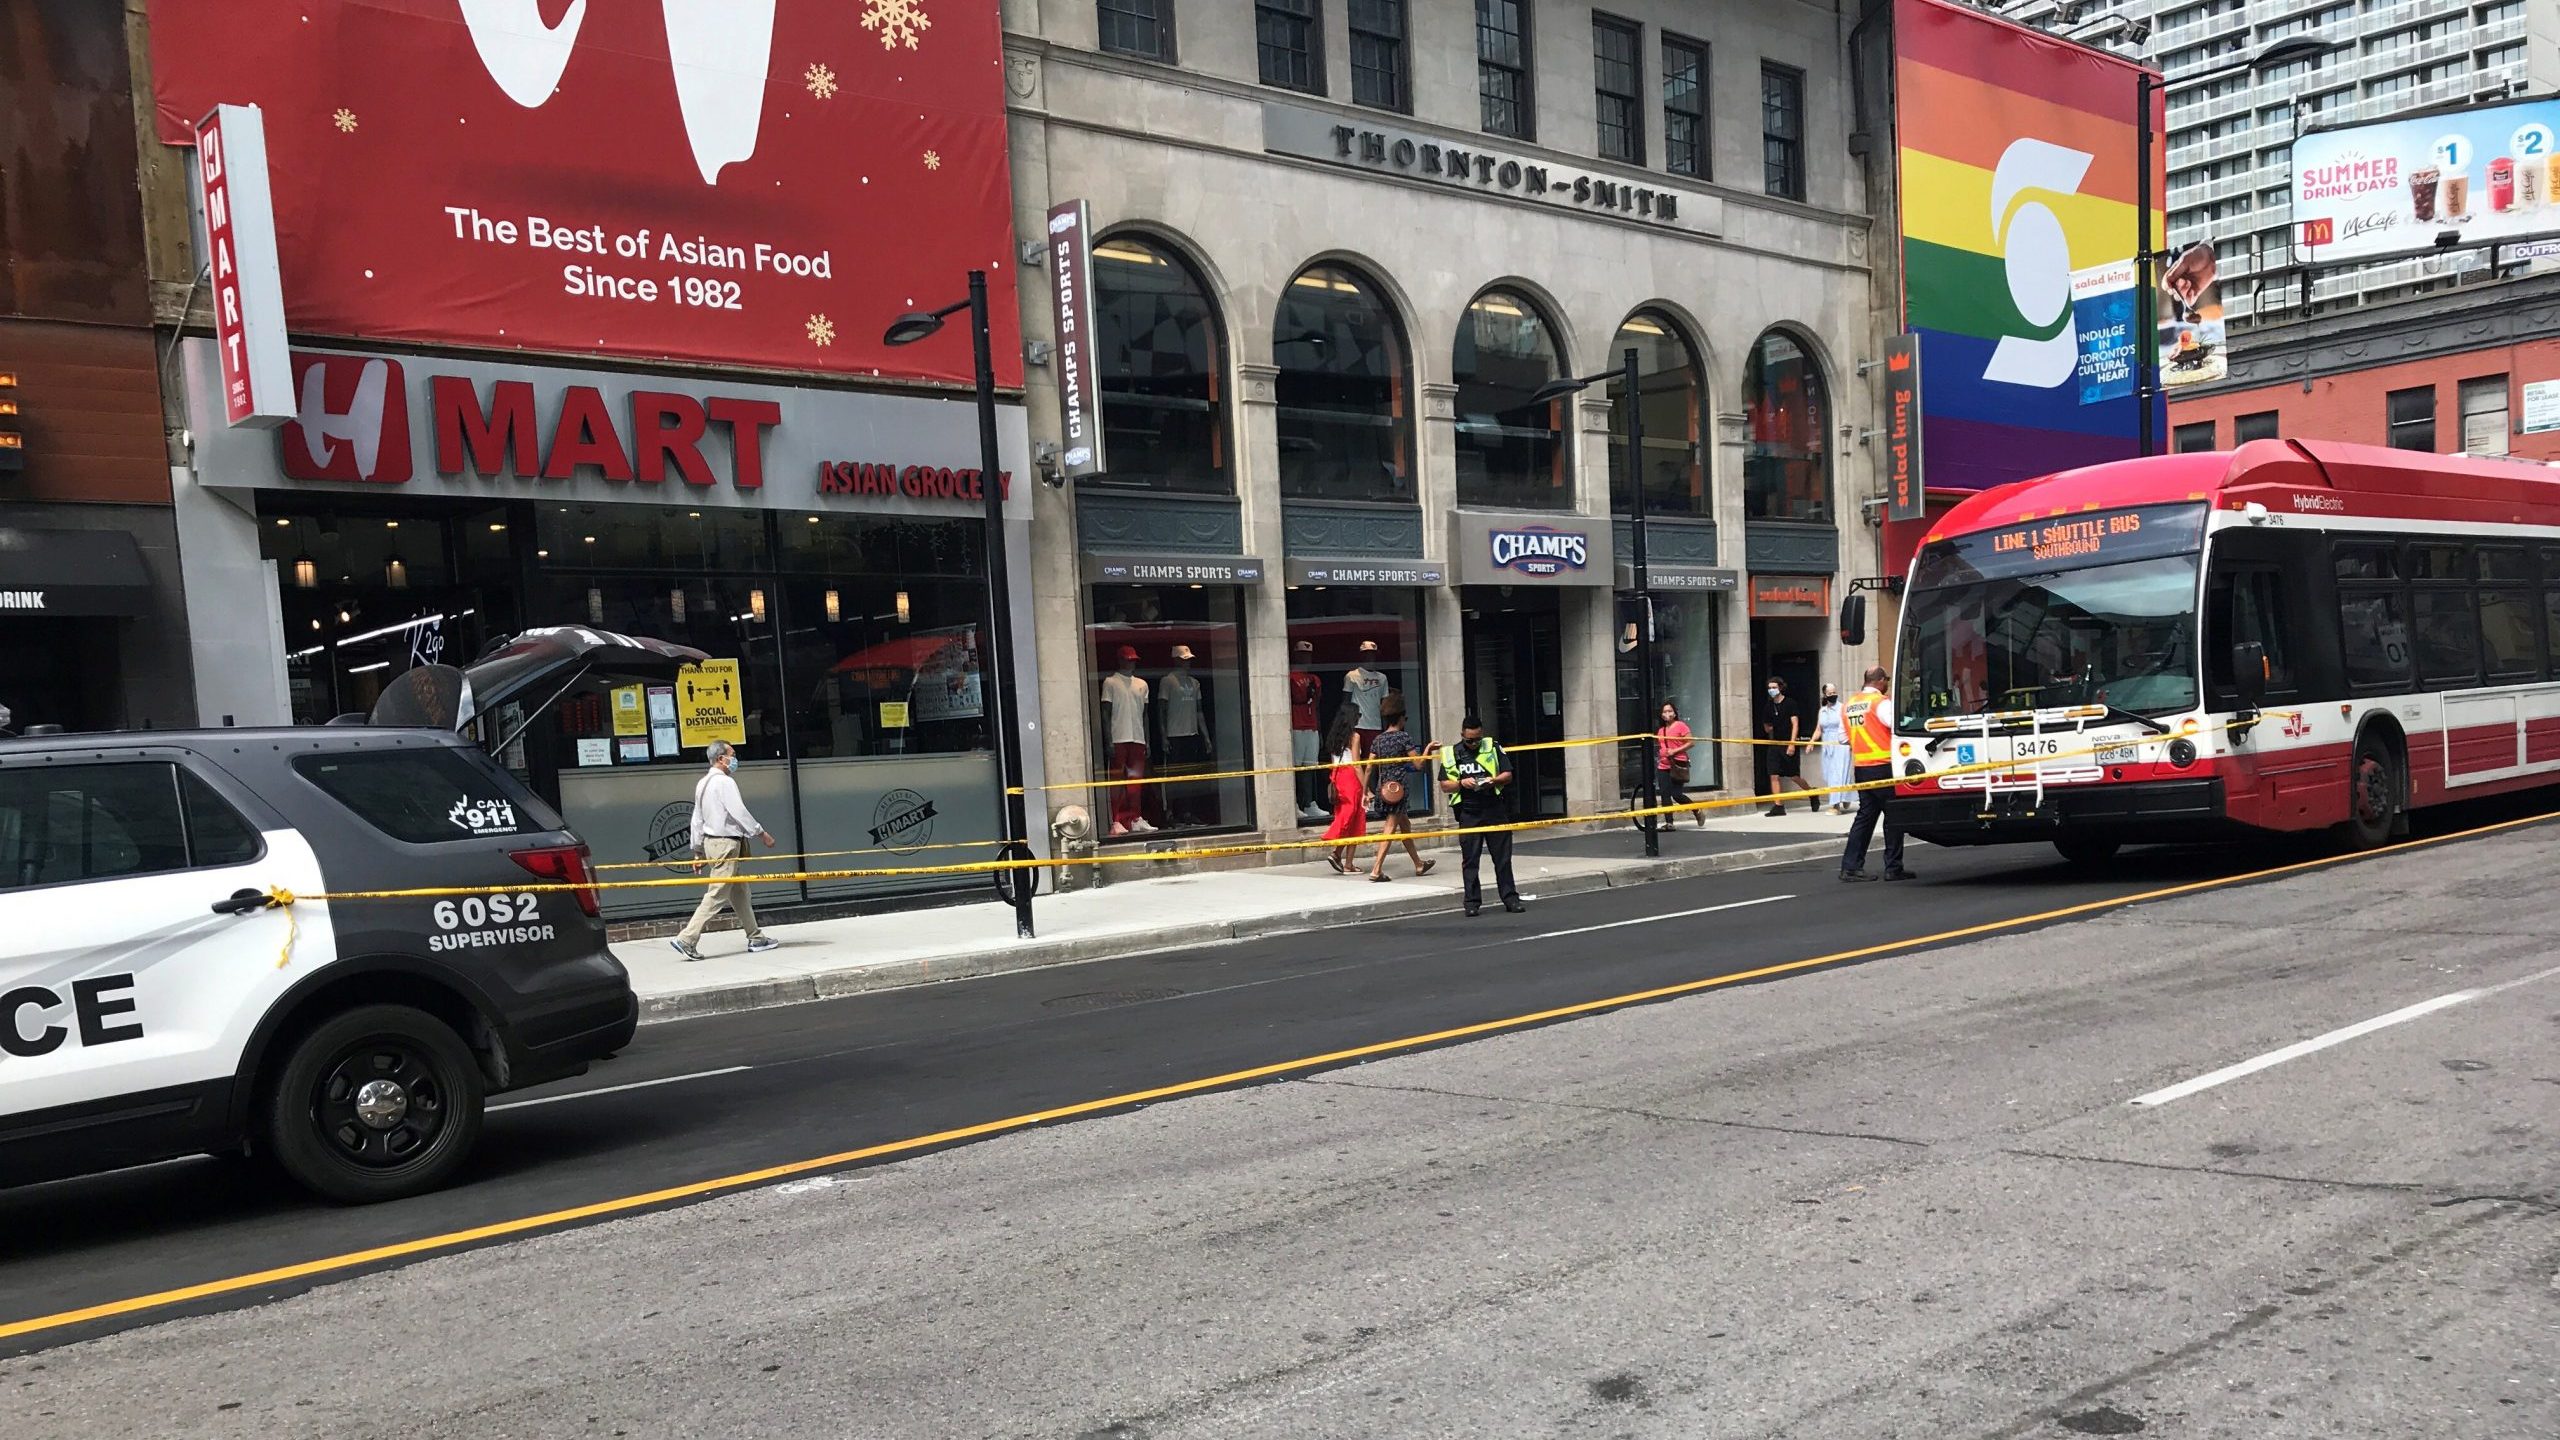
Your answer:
[1438,714,1523,916]
[1838,666,1915,883]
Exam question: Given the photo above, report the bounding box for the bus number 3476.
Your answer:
[2012,738,2064,758]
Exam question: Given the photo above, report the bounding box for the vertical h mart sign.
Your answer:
[1884,333,1924,523]
[1046,200,1106,481]
[196,104,293,428]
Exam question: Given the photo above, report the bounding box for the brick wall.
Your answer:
[2167,337,2560,460]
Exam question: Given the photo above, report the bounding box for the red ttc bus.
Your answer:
[1889,439,2560,862]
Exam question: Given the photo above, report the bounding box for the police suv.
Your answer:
[1,719,638,1203]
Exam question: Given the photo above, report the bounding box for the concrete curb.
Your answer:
[637,837,1839,1024]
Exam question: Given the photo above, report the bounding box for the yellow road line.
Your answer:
[7,801,2550,1347]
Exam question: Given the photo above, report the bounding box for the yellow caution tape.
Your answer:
[258,715,2289,935]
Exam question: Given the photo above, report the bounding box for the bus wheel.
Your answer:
[2054,835,2122,866]
[2343,735,2400,850]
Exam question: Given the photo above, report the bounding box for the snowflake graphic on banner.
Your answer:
[332,108,358,133]
[861,0,931,51]
[804,63,837,99]
[807,314,836,347]
[923,150,940,170]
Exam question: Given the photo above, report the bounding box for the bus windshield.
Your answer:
[1900,551,2203,725]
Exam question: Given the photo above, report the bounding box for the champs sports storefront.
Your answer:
[177,341,1039,917]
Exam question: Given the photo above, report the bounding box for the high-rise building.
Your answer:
[1998,0,2556,321]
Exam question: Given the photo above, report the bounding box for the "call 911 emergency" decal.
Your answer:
[449,797,521,835]
[429,893,554,953]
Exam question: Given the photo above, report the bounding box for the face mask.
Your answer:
[1766,688,1779,699]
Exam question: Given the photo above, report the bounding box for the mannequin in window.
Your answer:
[1159,644,1208,764]
[1100,644,1153,837]
[1289,638,1326,823]
[1159,643,1208,824]
[1343,641,1389,753]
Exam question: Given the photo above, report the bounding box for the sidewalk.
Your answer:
[620,802,1857,1022]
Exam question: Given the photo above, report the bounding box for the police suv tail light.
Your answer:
[512,843,600,916]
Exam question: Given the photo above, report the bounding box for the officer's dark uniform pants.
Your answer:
[1840,763,1905,875]
[1457,812,1519,908]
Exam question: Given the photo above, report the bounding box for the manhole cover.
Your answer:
[1041,988,1184,1011]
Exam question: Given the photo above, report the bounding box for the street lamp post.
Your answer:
[885,271,1037,939]
[2133,36,2335,454]
[1533,347,1660,858]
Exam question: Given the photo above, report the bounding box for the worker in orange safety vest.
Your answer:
[1839,666,1913,882]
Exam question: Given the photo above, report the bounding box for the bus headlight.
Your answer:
[1903,759,1925,778]
[2167,738,2197,768]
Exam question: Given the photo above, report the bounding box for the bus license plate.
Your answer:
[2096,744,2139,765]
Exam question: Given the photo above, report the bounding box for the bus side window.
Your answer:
[2340,588,2413,690]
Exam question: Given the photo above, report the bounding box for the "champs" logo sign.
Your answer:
[1488,527,1589,577]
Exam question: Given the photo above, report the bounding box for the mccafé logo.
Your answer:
[282,352,781,489]
[818,460,1013,504]
[1488,526,1589,576]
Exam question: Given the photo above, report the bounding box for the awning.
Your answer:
[0,528,153,618]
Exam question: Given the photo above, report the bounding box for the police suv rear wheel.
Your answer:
[265,1005,485,1204]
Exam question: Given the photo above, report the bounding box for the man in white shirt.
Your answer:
[673,740,780,959]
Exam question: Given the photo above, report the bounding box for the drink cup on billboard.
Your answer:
[2445,169,2471,221]
[2546,153,2560,212]
[2410,166,2441,222]
[2491,158,2516,213]
[2521,159,2546,212]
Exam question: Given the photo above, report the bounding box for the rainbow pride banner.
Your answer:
[1895,0,2164,493]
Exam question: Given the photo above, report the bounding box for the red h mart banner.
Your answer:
[145,0,1020,388]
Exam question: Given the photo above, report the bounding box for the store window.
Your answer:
[1274,263,1413,503]
[1284,585,1428,823]
[1088,584,1253,838]
[1741,329,1830,523]
[1093,234,1230,493]
[2234,410,2279,443]
[775,515,991,761]
[1453,289,1569,511]
[260,499,522,726]
[2173,421,2217,453]
[1615,592,1720,798]
[1606,310,1706,518]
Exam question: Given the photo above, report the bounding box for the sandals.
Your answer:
[1325,851,1347,874]
[1371,872,1392,883]
[1415,859,1436,876]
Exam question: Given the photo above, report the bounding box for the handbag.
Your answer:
[1662,752,1691,785]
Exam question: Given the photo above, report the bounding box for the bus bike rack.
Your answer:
[1921,705,2112,818]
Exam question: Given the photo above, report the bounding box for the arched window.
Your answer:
[1453,289,1568,510]
[1092,234,1229,493]
[1606,311,1705,518]
[1742,330,1830,523]
[1273,263,1412,503]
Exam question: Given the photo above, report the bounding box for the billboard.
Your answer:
[2158,240,2227,389]
[1894,0,2163,493]
[144,0,1019,388]
[2293,95,2560,264]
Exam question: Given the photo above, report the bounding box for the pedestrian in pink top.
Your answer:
[1656,701,1702,828]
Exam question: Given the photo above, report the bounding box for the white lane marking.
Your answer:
[1488,894,1794,945]
[489,1065,751,1112]
[2130,962,2560,1107]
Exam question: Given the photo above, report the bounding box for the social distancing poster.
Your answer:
[675,659,746,748]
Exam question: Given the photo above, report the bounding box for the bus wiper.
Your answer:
[2097,704,2172,735]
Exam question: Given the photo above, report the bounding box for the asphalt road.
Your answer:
[2,828,2269,1346]
[4,802,2557,1432]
